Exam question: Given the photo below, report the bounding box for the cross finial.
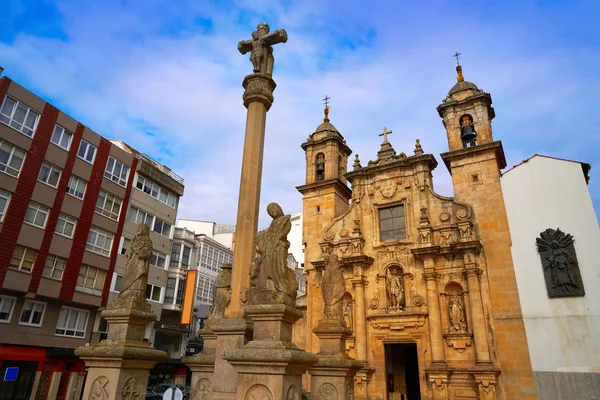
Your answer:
[452,51,462,66]
[322,95,331,122]
[379,127,392,143]
[322,95,330,108]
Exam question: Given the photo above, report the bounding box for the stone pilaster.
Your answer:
[464,257,491,364]
[423,261,446,364]
[223,304,318,400]
[351,277,368,362]
[227,73,276,319]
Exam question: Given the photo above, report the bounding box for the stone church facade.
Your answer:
[297,67,537,400]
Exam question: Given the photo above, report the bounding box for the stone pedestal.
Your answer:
[309,320,362,400]
[210,318,253,399]
[75,298,167,400]
[223,304,318,399]
[183,330,217,399]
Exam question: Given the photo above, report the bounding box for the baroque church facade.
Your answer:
[296,66,537,400]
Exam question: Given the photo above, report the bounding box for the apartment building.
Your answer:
[0,75,184,399]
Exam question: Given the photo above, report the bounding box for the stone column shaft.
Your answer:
[227,100,267,318]
[424,265,445,363]
[352,279,367,361]
[466,267,491,363]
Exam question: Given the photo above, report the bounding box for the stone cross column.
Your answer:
[227,23,287,319]
[423,259,446,364]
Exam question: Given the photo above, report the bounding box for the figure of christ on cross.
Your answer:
[379,127,392,143]
[238,23,288,76]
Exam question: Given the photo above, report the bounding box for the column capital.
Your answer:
[463,266,482,278]
[242,73,276,110]
[422,270,439,282]
[351,276,368,287]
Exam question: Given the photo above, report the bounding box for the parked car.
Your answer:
[146,383,188,400]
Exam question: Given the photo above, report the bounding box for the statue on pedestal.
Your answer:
[448,295,467,333]
[119,223,153,303]
[386,267,405,311]
[322,253,346,323]
[204,264,232,330]
[250,203,298,300]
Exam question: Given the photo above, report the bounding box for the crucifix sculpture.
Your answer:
[452,51,462,66]
[379,127,392,143]
[238,23,288,76]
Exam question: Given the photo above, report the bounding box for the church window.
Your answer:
[315,153,325,181]
[379,205,406,241]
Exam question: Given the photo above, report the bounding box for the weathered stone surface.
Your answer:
[321,253,346,324]
[205,264,232,331]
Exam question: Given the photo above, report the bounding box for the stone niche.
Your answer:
[536,228,585,298]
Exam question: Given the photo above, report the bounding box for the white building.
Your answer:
[177,219,235,249]
[288,212,305,269]
[501,154,600,399]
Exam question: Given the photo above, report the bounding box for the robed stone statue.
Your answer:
[204,263,232,331]
[321,253,346,323]
[386,267,405,311]
[117,223,153,307]
[250,203,298,304]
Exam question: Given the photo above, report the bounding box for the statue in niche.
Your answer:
[536,228,585,297]
[119,223,153,302]
[448,294,467,333]
[386,267,405,311]
[342,294,353,330]
[321,253,346,323]
[250,203,298,299]
[204,264,231,331]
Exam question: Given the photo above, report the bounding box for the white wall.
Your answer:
[501,155,600,373]
[288,212,304,268]
[177,219,215,236]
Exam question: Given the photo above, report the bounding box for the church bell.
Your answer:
[460,124,477,142]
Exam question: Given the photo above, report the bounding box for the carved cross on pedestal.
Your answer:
[379,127,392,143]
[238,23,288,76]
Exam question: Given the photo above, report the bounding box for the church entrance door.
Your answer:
[384,343,421,400]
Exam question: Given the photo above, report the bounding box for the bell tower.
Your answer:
[438,61,538,399]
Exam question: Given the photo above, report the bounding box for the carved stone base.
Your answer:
[223,304,318,400]
[444,332,473,353]
[309,356,362,400]
[183,330,217,400]
[249,287,296,307]
[312,319,352,356]
[210,318,253,399]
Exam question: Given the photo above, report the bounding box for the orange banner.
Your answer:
[180,269,198,325]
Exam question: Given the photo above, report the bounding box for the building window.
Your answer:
[176,279,185,306]
[120,237,131,255]
[128,206,155,227]
[86,226,114,257]
[181,246,191,267]
[19,300,46,327]
[379,204,406,241]
[104,156,130,187]
[10,245,37,272]
[0,189,11,221]
[146,284,163,302]
[77,140,96,164]
[315,153,325,182]
[95,190,122,221]
[170,243,181,267]
[55,213,77,238]
[38,162,62,187]
[0,140,26,177]
[165,278,176,304]
[55,307,89,337]
[136,175,177,208]
[0,96,40,137]
[25,201,49,228]
[153,217,172,237]
[67,176,87,199]
[50,125,73,150]
[111,273,123,293]
[43,255,66,280]
[76,265,106,296]
[149,250,167,269]
[0,295,16,323]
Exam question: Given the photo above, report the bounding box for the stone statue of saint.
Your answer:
[343,295,353,330]
[238,23,288,75]
[448,295,467,333]
[386,267,404,310]
[204,264,232,331]
[321,253,346,323]
[119,223,153,302]
[250,203,298,298]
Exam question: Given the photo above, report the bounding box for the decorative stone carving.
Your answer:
[448,294,467,333]
[249,202,298,304]
[286,385,299,400]
[242,75,276,109]
[238,23,288,75]
[369,289,380,309]
[204,264,231,330]
[245,384,273,400]
[318,382,338,400]
[90,376,109,400]
[120,223,153,303]
[322,253,346,323]
[342,294,353,330]
[195,378,211,399]
[121,377,142,400]
[459,223,473,239]
[386,266,405,311]
[536,228,585,297]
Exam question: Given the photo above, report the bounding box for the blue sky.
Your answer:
[1,0,599,227]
